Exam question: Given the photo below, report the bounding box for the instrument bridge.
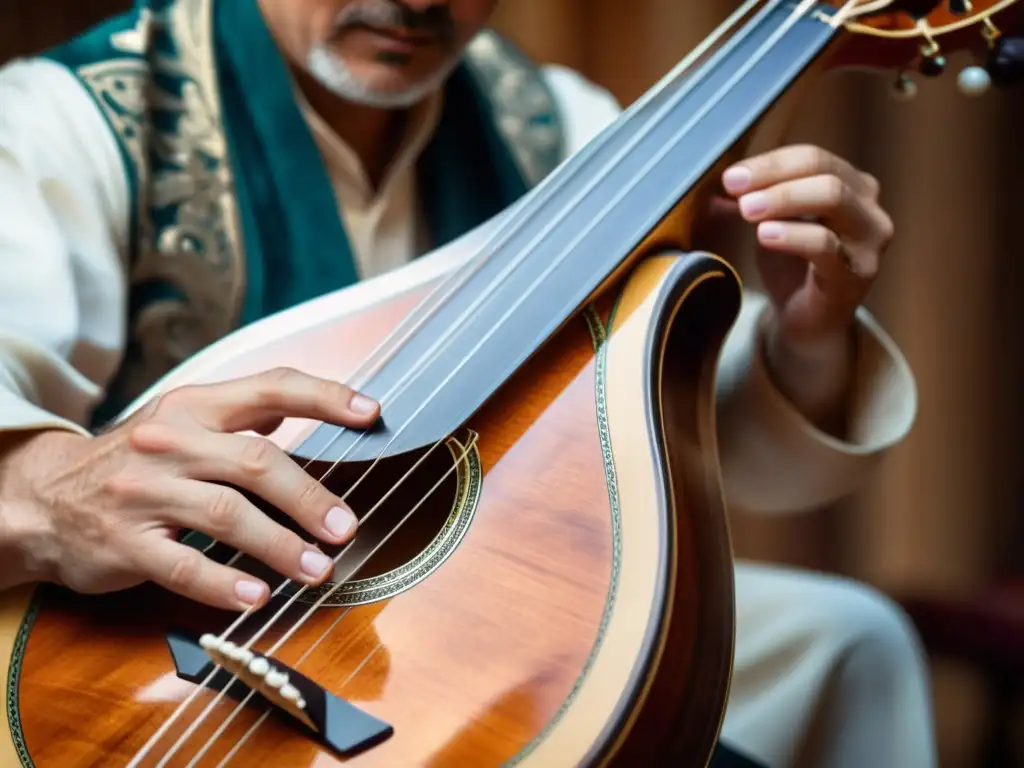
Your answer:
[165,631,394,757]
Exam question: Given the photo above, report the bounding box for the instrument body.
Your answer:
[1,0,1020,764]
[0,218,740,765]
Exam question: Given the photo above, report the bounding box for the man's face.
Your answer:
[261,0,497,108]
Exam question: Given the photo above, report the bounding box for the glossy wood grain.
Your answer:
[12,288,611,767]
[0,242,741,767]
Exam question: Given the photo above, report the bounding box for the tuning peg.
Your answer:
[985,36,1024,88]
[891,71,919,100]
[915,25,947,77]
[918,51,947,77]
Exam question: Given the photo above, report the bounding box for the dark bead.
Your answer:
[919,54,947,77]
[986,37,1024,88]
[948,0,970,13]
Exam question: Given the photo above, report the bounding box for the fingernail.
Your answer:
[739,192,769,218]
[350,393,378,415]
[759,222,784,241]
[325,505,357,538]
[301,549,333,578]
[723,165,751,193]
[235,580,264,606]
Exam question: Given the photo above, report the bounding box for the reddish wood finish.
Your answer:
[7,243,743,768]
[825,0,1024,72]
[10,284,630,766]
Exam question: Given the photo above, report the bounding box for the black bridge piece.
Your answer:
[166,631,394,757]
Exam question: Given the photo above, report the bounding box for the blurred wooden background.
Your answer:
[2,0,1022,765]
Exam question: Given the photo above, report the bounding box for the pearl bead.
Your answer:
[957,65,992,96]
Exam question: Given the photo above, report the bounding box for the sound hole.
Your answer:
[228,432,481,607]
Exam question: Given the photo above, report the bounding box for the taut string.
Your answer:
[154,433,478,768]
[140,5,764,724]
[128,0,823,762]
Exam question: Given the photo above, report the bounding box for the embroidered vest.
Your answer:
[41,0,565,428]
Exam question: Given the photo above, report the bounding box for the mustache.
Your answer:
[331,1,457,43]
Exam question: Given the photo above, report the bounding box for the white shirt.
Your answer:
[0,56,917,515]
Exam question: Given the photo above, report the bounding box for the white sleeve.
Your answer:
[541,64,623,155]
[0,57,131,435]
[540,63,918,515]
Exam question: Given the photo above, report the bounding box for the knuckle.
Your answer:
[856,252,880,280]
[254,367,301,410]
[819,228,842,254]
[262,366,300,388]
[775,183,792,211]
[103,470,148,504]
[822,176,847,209]
[156,386,196,415]
[238,436,277,479]
[876,210,895,244]
[266,527,305,567]
[317,377,350,408]
[763,151,784,179]
[861,172,881,197]
[205,487,242,537]
[814,146,837,174]
[167,549,201,593]
[793,143,827,173]
[127,421,181,454]
[296,473,328,512]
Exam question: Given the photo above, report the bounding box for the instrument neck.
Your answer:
[293,0,842,464]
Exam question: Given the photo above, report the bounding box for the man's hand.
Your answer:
[697,144,894,432]
[0,367,379,612]
[719,143,893,348]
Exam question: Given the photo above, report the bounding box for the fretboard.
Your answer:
[295,0,839,463]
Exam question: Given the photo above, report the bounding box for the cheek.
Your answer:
[304,3,343,47]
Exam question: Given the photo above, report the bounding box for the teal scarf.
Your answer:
[42,0,564,426]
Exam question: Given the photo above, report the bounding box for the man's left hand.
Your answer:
[716,143,894,352]
[694,143,894,433]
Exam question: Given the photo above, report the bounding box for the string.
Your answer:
[126,59,667,766]
[172,0,831,761]
[132,1,798,765]
[207,642,383,768]
[181,606,356,768]
[127,3,770,762]
[153,433,478,767]
[130,0,812,762]
[299,0,821,509]
[139,0,756,703]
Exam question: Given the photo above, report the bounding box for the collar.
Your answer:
[296,85,444,203]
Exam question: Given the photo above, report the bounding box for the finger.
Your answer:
[722,144,874,198]
[757,220,877,281]
[185,429,357,544]
[165,367,380,434]
[167,478,338,588]
[129,422,359,544]
[136,534,273,612]
[735,175,876,241]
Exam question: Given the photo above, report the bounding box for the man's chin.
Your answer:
[307,47,457,108]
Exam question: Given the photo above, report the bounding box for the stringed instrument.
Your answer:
[1,0,1020,766]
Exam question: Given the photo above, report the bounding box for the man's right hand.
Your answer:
[0,367,380,612]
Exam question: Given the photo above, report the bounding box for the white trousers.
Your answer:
[721,562,939,768]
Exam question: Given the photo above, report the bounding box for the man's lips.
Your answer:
[347,23,438,51]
